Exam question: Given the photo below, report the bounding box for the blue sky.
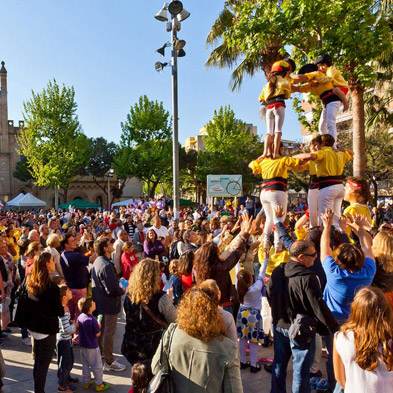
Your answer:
[1,0,301,144]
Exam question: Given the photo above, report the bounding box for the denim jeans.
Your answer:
[271,326,315,393]
[323,333,336,391]
[57,339,74,387]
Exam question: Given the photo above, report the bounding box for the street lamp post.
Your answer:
[154,1,190,218]
[106,168,114,210]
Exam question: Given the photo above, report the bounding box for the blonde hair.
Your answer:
[372,231,393,273]
[341,287,393,371]
[25,241,41,257]
[177,288,225,342]
[169,259,179,275]
[46,233,60,248]
[128,258,161,304]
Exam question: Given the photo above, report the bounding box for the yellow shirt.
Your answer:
[327,66,348,88]
[259,76,292,103]
[343,203,372,229]
[249,157,302,179]
[312,147,353,177]
[295,226,307,241]
[298,71,334,96]
[258,246,290,276]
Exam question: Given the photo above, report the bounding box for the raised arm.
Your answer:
[348,216,374,260]
[321,209,334,261]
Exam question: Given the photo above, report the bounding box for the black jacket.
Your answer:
[267,261,338,336]
[18,282,64,335]
[92,256,124,315]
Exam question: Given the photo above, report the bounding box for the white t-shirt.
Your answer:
[335,330,393,393]
[151,225,169,240]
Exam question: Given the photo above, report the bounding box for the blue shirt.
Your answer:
[322,256,376,322]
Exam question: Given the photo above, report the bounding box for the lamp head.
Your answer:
[174,39,186,50]
[177,49,186,57]
[168,0,183,16]
[154,2,169,22]
[155,61,168,72]
[156,42,171,57]
[177,8,190,22]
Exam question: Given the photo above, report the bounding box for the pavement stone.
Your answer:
[1,317,292,393]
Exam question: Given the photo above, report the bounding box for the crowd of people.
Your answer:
[0,177,392,393]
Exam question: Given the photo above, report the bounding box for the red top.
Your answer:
[121,251,139,280]
[181,274,193,291]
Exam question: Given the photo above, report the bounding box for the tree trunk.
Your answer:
[371,177,378,207]
[149,181,159,198]
[351,85,366,177]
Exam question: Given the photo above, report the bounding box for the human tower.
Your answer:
[250,54,371,251]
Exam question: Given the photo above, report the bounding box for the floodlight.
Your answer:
[168,1,183,16]
[155,61,168,72]
[155,2,169,22]
[177,8,190,22]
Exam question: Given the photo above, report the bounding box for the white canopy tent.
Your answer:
[6,193,25,206]
[7,193,46,208]
[112,198,134,207]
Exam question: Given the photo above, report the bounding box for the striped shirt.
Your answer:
[57,311,75,341]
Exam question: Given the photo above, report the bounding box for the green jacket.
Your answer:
[152,324,243,393]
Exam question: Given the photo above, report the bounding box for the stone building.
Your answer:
[0,61,142,206]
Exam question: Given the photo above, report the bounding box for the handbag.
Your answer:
[147,323,177,393]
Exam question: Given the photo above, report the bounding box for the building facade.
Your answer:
[0,61,142,206]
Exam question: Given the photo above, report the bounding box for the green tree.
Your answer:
[202,106,263,193]
[13,156,33,184]
[17,80,89,207]
[206,0,288,89]
[117,96,172,197]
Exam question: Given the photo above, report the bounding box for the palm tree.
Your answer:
[206,0,283,90]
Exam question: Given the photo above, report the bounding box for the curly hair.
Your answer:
[177,288,225,342]
[346,177,371,204]
[372,230,393,273]
[128,258,161,304]
[341,287,393,371]
[336,243,364,272]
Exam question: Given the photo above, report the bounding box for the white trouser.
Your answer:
[308,188,319,228]
[261,296,272,335]
[318,101,341,142]
[260,190,288,248]
[318,184,344,227]
[266,106,285,135]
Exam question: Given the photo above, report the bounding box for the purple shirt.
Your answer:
[77,313,100,349]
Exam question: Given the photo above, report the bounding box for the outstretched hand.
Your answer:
[321,209,334,227]
[240,212,253,235]
[347,215,369,233]
[274,205,285,219]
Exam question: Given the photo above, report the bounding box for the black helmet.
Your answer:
[298,63,318,75]
[285,58,297,72]
[315,54,332,67]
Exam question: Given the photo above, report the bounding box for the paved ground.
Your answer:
[1,317,292,393]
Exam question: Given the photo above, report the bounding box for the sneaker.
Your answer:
[103,360,126,372]
[250,365,261,373]
[68,376,79,384]
[22,337,32,346]
[240,362,250,370]
[58,386,73,393]
[95,383,110,392]
[264,364,273,373]
[82,380,94,389]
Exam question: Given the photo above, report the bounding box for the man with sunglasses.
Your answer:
[267,239,338,393]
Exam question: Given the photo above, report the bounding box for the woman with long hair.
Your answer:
[333,287,393,392]
[372,230,393,308]
[121,259,176,365]
[152,288,243,393]
[17,252,64,393]
[193,214,253,313]
[143,229,165,261]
